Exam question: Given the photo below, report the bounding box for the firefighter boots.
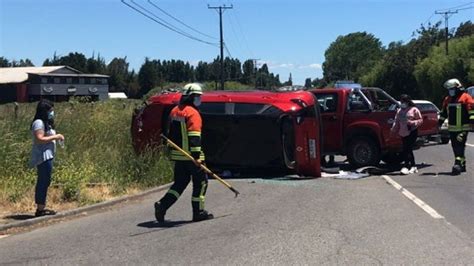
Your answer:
[154,202,166,223]
[452,165,462,176]
[193,210,214,222]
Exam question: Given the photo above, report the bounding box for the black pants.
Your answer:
[401,130,418,168]
[450,131,468,168]
[159,161,208,214]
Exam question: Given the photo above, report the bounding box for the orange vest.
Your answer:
[168,105,205,161]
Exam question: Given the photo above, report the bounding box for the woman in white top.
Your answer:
[30,99,64,217]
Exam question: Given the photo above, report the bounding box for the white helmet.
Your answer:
[182,83,203,96]
[443,78,463,90]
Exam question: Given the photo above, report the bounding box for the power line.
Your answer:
[435,2,473,12]
[224,43,233,58]
[121,0,218,47]
[226,7,246,59]
[147,0,216,40]
[227,0,255,59]
[434,1,473,55]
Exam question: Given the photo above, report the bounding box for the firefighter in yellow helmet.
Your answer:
[154,83,214,222]
[438,78,474,175]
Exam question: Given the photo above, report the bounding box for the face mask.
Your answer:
[448,89,456,97]
[193,97,201,107]
[400,103,408,109]
[47,110,55,120]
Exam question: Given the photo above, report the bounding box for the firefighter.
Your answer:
[154,83,213,222]
[438,78,474,175]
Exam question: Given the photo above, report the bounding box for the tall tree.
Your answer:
[304,78,312,88]
[242,59,255,85]
[323,32,383,82]
[86,54,107,74]
[107,57,130,92]
[138,58,161,97]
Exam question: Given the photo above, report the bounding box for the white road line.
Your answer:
[382,175,444,219]
[466,143,474,147]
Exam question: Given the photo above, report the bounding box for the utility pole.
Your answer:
[435,10,458,55]
[208,4,233,90]
[249,58,260,89]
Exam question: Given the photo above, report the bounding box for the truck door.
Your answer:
[293,98,321,177]
[314,92,343,154]
[345,88,400,149]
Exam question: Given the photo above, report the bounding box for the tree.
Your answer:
[360,42,419,97]
[322,32,383,82]
[304,78,312,88]
[138,58,161,97]
[86,53,106,74]
[0,57,9,67]
[311,78,327,88]
[242,59,255,85]
[455,21,474,38]
[414,35,474,106]
[282,73,293,86]
[107,57,130,92]
[44,52,88,72]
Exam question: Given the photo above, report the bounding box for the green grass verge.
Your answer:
[0,99,173,206]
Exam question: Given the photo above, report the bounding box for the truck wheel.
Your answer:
[347,137,380,168]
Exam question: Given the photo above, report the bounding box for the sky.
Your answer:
[0,0,472,85]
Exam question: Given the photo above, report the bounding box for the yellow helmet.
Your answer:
[443,78,463,90]
[182,83,203,96]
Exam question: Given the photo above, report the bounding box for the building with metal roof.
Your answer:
[0,66,109,103]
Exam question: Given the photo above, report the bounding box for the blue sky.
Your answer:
[1,0,472,85]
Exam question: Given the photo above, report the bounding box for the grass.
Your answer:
[0,99,173,215]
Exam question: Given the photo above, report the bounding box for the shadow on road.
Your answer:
[131,214,232,237]
[137,220,192,229]
[3,214,36,220]
[420,171,454,177]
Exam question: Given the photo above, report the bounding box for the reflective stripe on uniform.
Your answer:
[170,150,205,161]
[167,189,180,199]
[188,131,201,137]
[190,147,201,152]
[469,110,474,120]
[448,124,471,132]
[181,122,188,151]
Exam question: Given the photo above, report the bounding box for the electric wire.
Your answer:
[121,0,218,46]
[227,2,255,59]
[147,0,216,40]
[435,2,473,12]
[224,42,233,58]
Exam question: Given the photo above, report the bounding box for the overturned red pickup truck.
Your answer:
[131,90,322,177]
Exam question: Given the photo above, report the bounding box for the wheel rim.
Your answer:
[354,143,372,164]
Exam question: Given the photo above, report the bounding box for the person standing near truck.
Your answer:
[438,78,474,175]
[391,94,423,175]
[154,83,214,223]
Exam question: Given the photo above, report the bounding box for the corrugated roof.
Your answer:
[0,66,77,84]
[31,73,109,78]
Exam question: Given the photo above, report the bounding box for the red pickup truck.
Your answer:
[310,87,439,167]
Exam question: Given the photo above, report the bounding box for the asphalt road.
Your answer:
[0,137,473,265]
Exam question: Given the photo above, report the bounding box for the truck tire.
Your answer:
[347,137,380,168]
